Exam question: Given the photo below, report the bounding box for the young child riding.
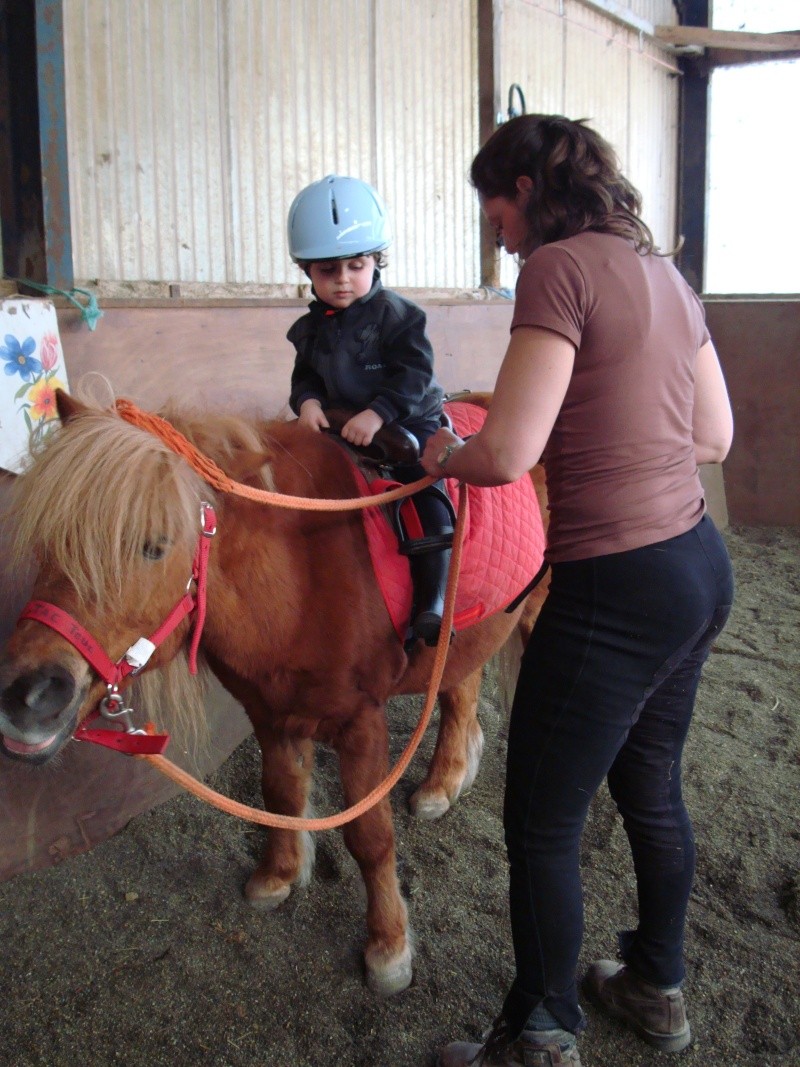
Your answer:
[286,174,453,647]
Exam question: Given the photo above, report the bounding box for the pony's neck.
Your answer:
[198,418,361,677]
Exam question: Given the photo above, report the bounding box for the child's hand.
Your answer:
[341,409,384,448]
[298,399,330,432]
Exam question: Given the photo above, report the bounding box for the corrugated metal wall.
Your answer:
[64,0,479,290]
[375,2,480,289]
[497,0,680,289]
[64,0,680,291]
[625,0,676,24]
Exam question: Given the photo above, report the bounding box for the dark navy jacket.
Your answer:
[287,273,445,438]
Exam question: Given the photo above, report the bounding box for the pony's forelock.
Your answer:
[9,404,207,604]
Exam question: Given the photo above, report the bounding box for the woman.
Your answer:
[421,115,734,1067]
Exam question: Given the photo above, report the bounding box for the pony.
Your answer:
[0,390,548,995]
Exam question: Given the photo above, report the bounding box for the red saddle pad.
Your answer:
[352,401,546,642]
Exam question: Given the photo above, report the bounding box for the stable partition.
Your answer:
[0,297,519,880]
[49,295,737,524]
[1,293,790,880]
[704,297,799,526]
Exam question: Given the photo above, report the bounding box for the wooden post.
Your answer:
[477,0,501,289]
[675,0,710,293]
[0,0,73,291]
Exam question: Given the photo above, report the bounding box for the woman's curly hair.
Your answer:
[470,114,657,255]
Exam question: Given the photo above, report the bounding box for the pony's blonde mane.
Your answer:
[130,650,212,761]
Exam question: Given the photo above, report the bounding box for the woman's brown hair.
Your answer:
[470,114,657,255]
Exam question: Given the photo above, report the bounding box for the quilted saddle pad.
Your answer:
[351,401,546,642]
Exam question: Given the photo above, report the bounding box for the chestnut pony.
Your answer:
[0,391,547,995]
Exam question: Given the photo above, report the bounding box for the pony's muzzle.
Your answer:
[0,662,79,742]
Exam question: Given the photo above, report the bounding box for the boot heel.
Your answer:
[412,609,453,646]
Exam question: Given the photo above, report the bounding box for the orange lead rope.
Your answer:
[140,488,468,829]
[113,398,468,829]
[115,398,436,507]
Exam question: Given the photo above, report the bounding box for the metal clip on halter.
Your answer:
[100,686,146,735]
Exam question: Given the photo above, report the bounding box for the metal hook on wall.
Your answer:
[507,83,526,118]
[497,83,527,125]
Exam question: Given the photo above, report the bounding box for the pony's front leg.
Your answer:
[336,708,411,997]
[410,665,484,819]
[244,729,315,909]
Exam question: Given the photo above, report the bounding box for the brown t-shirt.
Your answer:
[511,231,708,562]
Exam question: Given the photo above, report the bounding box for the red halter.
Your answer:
[17,502,217,755]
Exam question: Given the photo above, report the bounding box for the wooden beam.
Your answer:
[708,46,800,68]
[655,25,800,53]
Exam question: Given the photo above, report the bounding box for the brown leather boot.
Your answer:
[438,1021,582,1066]
[583,960,692,1053]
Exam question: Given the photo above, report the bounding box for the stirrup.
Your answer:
[412,609,446,646]
[404,615,454,651]
[399,532,454,555]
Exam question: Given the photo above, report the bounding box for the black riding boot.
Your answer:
[395,482,455,647]
[407,546,453,646]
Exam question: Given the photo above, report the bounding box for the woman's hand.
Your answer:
[421,428,463,476]
[298,399,330,432]
[341,409,384,447]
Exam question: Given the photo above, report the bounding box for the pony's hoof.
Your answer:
[365,944,413,997]
[409,787,451,820]
[244,874,292,911]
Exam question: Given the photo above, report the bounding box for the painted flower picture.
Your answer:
[1,335,43,380]
[0,305,69,472]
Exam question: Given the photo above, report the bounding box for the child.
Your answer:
[286,174,453,646]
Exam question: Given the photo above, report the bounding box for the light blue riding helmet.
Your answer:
[287,175,393,262]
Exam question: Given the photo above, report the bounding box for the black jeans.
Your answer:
[500,515,734,1037]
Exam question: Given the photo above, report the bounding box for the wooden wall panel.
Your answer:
[9,292,790,878]
[704,299,800,526]
[52,300,517,415]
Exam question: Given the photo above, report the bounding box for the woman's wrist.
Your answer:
[437,433,474,470]
[437,441,462,469]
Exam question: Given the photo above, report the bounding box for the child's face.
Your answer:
[308,256,376,309]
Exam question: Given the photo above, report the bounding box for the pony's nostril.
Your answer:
[9,665,76,718]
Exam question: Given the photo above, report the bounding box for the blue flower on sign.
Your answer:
[1,334,42,380]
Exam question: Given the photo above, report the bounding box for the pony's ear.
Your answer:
[55,390,90,423]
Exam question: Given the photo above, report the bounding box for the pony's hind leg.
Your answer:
[410,665,484,820]
[244,731,315,909]
[336,707,412,997]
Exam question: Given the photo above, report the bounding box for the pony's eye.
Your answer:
[142,538,168,561]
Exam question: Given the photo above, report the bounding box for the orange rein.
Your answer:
[115,398,437,508]
[114,398,468,830]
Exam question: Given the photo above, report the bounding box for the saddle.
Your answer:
[323,407,422,468]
